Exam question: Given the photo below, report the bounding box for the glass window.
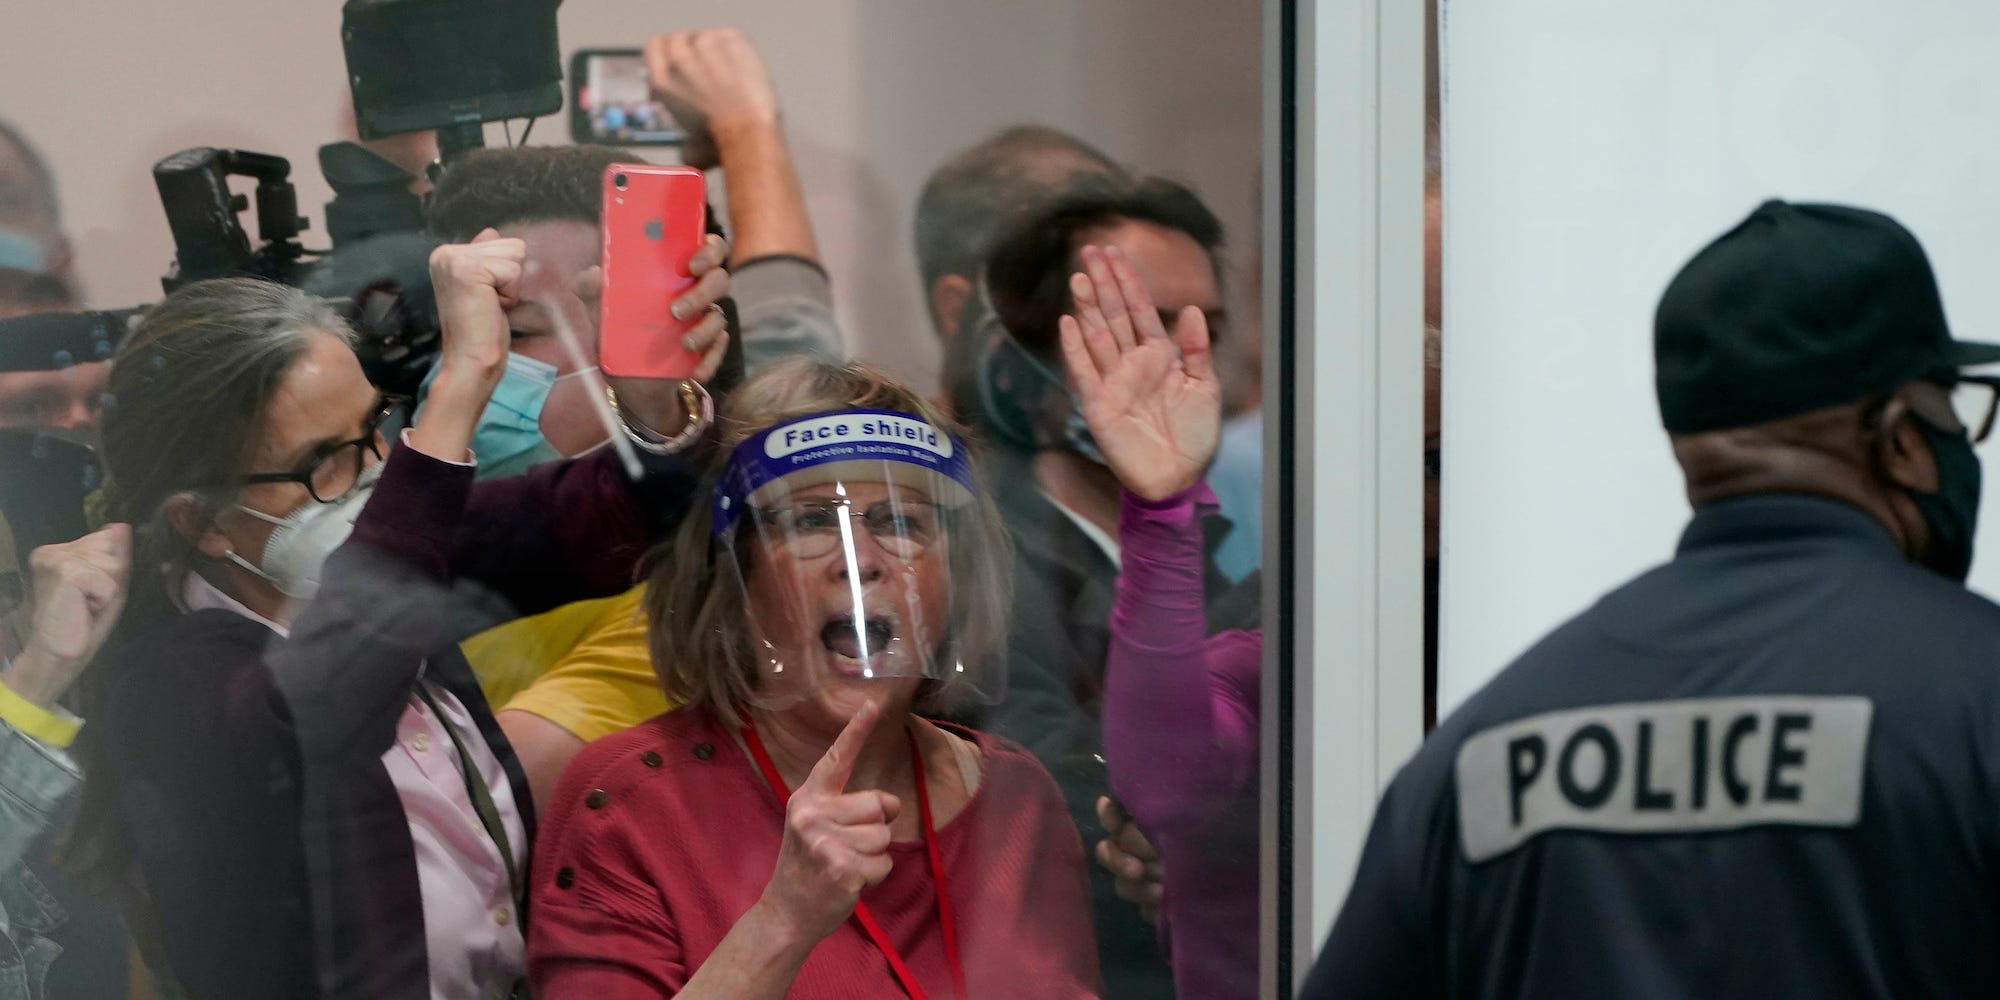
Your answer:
[0,4,1315,998]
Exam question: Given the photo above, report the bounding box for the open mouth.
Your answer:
[820,613,896,671]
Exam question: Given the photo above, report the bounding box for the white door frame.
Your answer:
[1262,0,1429,992]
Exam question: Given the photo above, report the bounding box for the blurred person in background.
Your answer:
[0,311,120,562]
[955,173,1255,1000]
[529,359,1099,998]
[1059,246,1261,999]
[914,125,1126,350]
[0,271,70,323]
[0,122,76,306]
[67,229,728,999]
[0,310,111,442]
[0,121,106,560]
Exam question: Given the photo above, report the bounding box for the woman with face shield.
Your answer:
[63,230,732,1000]
[527,358,1101,999]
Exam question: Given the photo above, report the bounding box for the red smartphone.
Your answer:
[599,163,708,379]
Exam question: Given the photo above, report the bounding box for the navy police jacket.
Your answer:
[1305,494,2000,999]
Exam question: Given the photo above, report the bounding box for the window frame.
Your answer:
[1263,0,1430,991]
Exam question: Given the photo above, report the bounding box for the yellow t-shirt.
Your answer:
[463,585,675,744]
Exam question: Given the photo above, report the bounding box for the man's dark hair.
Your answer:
[913,126,1125,299]
[425,145,633,242]
[0,119,61,230]
[984,174,1225,359]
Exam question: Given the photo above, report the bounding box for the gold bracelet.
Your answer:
[606,380,713,455]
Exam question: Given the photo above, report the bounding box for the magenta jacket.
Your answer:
[1102,484,1263,1000]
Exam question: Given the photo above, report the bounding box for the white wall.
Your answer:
[0,0,1261,393]
[1440,0,2000,714]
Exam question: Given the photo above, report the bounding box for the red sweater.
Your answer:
[528,708,1102,998]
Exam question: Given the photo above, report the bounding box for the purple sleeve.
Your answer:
[1101,484,1263,836]
[350,440,701,614]
[344,438,476,582]
[448,446,698,616]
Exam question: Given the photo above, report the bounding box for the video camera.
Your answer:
[150,0,564,394]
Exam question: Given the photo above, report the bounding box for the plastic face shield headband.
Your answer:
[712,408,984,709]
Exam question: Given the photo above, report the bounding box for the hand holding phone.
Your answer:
[599,164,708,380]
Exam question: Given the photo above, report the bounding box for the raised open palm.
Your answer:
[1058,245,1222,502]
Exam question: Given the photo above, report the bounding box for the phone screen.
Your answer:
[569,49,683,146]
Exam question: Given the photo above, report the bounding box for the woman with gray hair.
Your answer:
[528,358,1101,999]
[66,231,733,1000]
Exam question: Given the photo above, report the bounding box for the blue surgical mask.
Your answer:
[417,352,597,480]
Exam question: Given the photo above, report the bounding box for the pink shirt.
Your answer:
[183,570,527,999]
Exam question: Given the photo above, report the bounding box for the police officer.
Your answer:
[1302,199,2000,999]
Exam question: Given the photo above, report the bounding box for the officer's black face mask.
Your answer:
[1907,419,1982,582]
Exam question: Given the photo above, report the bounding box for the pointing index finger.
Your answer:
[803,699,883,795]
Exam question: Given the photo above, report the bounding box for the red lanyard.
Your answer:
[741,721,968,1000]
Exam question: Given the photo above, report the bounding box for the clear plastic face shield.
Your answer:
[964,283,1106,463]
[713,408,989,710]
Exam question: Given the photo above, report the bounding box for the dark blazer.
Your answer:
[91,442,698,1000]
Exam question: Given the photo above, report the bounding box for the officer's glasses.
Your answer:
[753,497,943,560]
[1947,376,2000,444]
[240,395,408,503]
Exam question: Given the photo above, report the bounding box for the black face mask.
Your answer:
[1909,419,1982,581]
[972,323,1107,465]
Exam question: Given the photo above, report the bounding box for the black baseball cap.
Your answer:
[1654,199,2000,434]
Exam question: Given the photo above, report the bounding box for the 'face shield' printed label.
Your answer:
[713,408,976,535]
[765,412,954,460]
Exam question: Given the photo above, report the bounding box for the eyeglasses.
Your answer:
[241,395,408,503]
[1946,376,2000,444]
[752,497,943,560]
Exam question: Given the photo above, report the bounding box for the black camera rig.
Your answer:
[149,0,564,394]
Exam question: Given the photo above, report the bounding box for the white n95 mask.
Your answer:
[227,460,384,601]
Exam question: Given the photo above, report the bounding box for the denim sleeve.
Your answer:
[0,719,78,876]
